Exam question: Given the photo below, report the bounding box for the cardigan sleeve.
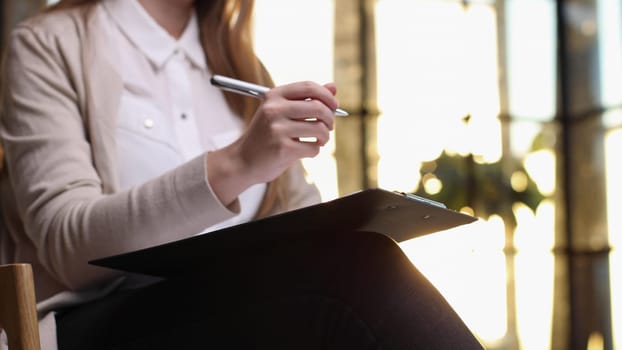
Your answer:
[284,161,322,211]
[1,24,239,291]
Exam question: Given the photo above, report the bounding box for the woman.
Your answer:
[0,0,484,348]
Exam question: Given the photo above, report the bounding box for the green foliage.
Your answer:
[413,150,544,226]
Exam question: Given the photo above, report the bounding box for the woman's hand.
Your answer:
[207,81,340,206]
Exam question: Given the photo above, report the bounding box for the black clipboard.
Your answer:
[90,188,477,277]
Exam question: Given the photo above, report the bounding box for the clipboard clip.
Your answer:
[393,191,447,209]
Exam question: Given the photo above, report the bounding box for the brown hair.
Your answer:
[49,0,288,217]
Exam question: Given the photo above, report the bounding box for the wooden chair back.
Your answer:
[0,264,40,350]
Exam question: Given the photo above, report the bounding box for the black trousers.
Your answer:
[56,230,484,349]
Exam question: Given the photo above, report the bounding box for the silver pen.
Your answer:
[210,75,349,117]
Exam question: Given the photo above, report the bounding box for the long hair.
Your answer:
[49,0,288,217]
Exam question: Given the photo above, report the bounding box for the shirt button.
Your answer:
[144,119,154,129]
[181,113,187,120]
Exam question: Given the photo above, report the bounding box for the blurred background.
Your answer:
[3,0,621,349]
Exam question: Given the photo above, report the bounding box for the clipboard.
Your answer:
[90,188,477,277]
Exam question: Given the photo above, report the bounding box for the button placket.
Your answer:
[165,51,203,160]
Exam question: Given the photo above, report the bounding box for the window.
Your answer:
[254,0,339,201]
[254,1,621,348]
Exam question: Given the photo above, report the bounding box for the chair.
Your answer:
[0,263,40,350]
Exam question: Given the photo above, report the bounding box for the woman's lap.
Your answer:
[56,230,483,349]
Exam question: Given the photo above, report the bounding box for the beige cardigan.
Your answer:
[0,4,320,349]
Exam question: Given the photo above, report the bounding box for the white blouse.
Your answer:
[102,0,266,232]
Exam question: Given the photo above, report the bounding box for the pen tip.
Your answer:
[336,109,349,117]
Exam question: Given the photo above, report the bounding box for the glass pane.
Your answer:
[600,1,622,347]
[375,0,507,346]
[598,0,622,107]
[253,0,338,200]
[506,1,557,348]
[513,121,557,350]
[606,122,622,350]
[505,0,557,122]
[376,0,559,347]
[376,1,502,193]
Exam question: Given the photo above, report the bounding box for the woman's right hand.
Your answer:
[207,80,340,207]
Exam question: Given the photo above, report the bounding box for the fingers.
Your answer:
[281,135,323,158]
[287,118,331,146]
[294,139,322,158]
[274,81,337,107]
[323,82,337,95]
[263,81,341,132]
[277,99,336,130]
[256,104,331,146]
[269,81,340,114]
[232,80,338,185]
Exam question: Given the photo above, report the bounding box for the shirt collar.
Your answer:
[103,0,206,70]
